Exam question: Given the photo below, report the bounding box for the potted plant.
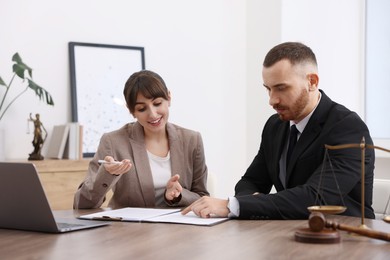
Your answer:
[0,53,54,121]
[0,53,54,160]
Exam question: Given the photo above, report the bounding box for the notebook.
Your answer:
[0,162,110,233]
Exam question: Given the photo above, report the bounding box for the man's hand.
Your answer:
[181,197,229,218]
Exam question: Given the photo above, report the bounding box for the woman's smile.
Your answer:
[148,117,162,126]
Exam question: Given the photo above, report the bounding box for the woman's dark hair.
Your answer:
[123,70,169,114]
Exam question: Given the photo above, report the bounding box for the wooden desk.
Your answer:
[0,211,389,259]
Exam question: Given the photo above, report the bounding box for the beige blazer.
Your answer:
[74,122,209,209]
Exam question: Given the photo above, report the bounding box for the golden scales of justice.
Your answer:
[295,137,390,243]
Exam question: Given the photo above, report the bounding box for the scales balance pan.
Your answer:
[307,205,346,215]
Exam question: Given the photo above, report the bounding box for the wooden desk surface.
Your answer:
[0,211,389,260]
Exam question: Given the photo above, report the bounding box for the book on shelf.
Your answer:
[46,124,70,159]
[46,123,83,160]
[63,123,83,160]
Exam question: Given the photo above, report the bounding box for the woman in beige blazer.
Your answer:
[74,70,209,209]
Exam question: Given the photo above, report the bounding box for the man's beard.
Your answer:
[278,88,309,121]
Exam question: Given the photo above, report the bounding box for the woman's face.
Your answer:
[132,92,170,135]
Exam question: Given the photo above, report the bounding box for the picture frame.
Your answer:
[69,42,145,157]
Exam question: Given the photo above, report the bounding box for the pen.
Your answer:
[92,216,123,221]
[98,160,123,165]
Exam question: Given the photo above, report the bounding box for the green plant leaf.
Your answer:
[1,53,55,121]
[0,76,5,86]
[12,53,22,63]
[12,53,33,79]
[27,79,55,106]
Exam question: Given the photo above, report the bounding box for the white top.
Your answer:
[147,150,172,206]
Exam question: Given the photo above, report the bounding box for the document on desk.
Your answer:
[143,211,229,226]
[78,207,228,226]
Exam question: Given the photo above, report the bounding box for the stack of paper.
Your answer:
[79,207,229,226]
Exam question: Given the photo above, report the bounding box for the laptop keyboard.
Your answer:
[57,222,84,229]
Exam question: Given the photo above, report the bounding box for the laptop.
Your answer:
[0,162,110,233]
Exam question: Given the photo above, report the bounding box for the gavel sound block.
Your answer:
[295,212,390,244]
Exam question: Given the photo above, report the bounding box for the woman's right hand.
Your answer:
[100,156,132,176]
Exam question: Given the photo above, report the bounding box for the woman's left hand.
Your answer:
[165,174,182,201]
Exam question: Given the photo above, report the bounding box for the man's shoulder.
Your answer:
[327,101,363,123]
[313,91,363,125]
[264,114,285,128]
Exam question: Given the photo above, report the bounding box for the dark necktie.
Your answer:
[286,125,299,167]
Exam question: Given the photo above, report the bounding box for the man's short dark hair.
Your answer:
[263,42,317,68]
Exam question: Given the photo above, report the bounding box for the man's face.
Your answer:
[262,59,317,123]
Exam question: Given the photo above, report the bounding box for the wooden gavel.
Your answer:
[309,212,390,242]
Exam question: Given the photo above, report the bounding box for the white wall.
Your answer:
[1,0,388,198]
[245,0,282,164]
[0,0,247,197]
[281,0,365,117]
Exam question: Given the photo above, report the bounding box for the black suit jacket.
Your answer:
[235,90,375,219]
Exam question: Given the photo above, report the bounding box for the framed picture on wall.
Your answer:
[69,42,145,157]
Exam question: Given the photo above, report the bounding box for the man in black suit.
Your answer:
[182,42,375,220]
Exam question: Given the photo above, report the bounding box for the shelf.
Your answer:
[32,159,90,173]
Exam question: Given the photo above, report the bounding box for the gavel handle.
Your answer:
[326,221,390,242]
